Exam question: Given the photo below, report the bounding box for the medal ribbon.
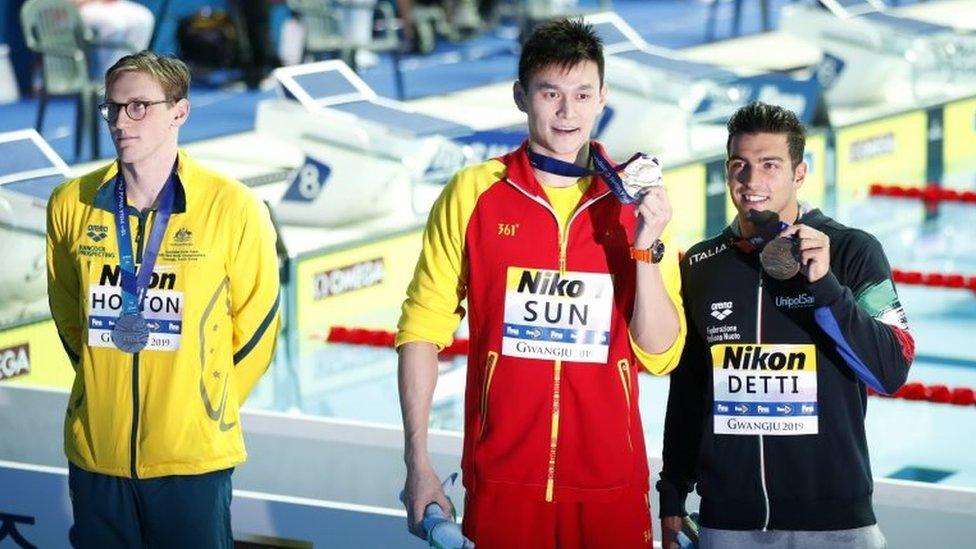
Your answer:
[732,220,790,253]
[527,146,644,204]
[113,170,175,317]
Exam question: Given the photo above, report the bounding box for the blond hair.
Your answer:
[105,51,191,101]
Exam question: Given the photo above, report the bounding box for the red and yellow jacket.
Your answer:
[397,142,686,502]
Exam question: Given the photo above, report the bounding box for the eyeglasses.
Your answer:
[98,99,176,122]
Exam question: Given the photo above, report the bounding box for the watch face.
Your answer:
[651,239,665,263]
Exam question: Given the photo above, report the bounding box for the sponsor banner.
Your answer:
[942,97,976,186]
[711,343,818,436]
[313,258,385,300]
[0,320,72,389]
[835,111,926,205]
[502,267,613,364]
[294,229,423,356]
[0,343,30,381]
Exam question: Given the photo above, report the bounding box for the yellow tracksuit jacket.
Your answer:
[46,150,280,478]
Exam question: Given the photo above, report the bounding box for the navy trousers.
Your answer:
[68,463,233,549]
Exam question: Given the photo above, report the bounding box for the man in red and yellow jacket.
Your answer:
[397,19,686,548]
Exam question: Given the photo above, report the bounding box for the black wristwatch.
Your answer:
[629,239,665,264]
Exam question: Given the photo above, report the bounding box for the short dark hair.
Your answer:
[518,18,604,87]
[726,102,806,167]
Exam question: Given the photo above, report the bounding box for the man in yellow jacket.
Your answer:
[46,51,280,548]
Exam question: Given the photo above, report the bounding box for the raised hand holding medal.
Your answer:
[110,172,175,353]
[620,154,663,201]
[777,223,831,282]
[746,211,802,281]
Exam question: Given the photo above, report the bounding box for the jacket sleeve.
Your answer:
[631,236,687,375]
[230,196,281,402]
[46,187,82,366]
[808,231,914,395]
[395,172,472,349]
[657,262,707,518]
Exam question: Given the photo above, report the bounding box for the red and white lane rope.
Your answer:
[891,269,976,292]
[318,327,976,407]
[869,183,976,204]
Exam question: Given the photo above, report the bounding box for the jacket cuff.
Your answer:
[807,271,845,307]
[656,478,689,518]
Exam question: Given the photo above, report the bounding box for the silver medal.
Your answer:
[620,154,663,200]
[112,313,150,353]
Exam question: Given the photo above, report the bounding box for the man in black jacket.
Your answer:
[658,102,914,549]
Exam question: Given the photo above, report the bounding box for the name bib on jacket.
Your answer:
[502,267,613,363]
[86,266,184,352]
[711,343,818,436]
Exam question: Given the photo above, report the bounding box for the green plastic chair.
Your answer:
[20,0,135,159]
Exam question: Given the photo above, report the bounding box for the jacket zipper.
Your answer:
[478,351,499,440]
[617,359,633,451]
[506,179,610,501]
[129,211,150,479]
[505,178,608,276]
[756,277,770,530]
[545,359,563,501]
[130,354,140,478]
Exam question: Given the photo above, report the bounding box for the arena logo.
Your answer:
[85,224,108,242]
[710,301,733,321]
[848,133,895,162]
[313,258,385,300]
[0,344,30,381]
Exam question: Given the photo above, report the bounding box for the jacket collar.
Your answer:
[92,149,189,214]
[503,140,614,203]
[725,203,824,253]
